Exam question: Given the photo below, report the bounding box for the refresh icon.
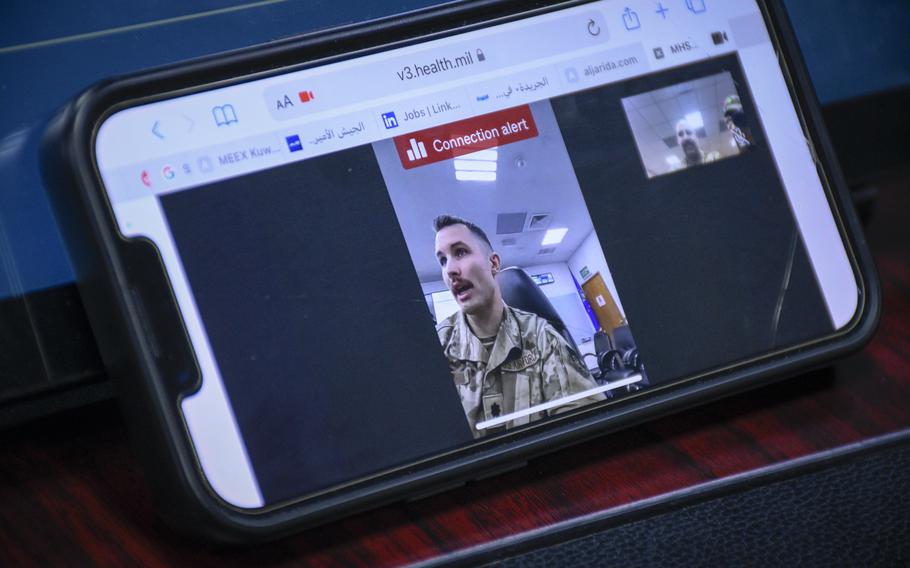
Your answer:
[586,18,602,36]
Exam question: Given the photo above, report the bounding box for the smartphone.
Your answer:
[42,0,878,542]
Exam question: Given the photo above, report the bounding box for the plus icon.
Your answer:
[656,2,669,18]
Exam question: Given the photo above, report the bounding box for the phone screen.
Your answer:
[94,0,860,508]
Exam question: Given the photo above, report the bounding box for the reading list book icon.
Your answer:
[212,104,238,127]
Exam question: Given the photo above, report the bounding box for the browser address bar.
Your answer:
[263,9,610,121]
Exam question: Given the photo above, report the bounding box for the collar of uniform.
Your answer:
[487,306,523,371]
[445,306,522,368]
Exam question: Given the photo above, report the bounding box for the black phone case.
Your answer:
[40,0,880,543]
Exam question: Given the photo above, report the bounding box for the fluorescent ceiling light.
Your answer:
[454,148,497,182]
[454,159,497,171]
[460,149,498,161]
[684,111,704,129]
[665,154,681,166]
[456,170,497,182]
[541,228,568,246]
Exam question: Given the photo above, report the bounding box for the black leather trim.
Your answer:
[422,429,910,567]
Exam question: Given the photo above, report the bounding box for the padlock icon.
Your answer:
[476,48,486,62]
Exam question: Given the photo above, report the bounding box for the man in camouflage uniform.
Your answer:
[433,215,604,438]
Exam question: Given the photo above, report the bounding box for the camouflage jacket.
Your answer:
[437,305,603,438]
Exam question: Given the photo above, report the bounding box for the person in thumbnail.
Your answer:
[723,95,754,150]
[676,118,720,168]
[433,215,604,438]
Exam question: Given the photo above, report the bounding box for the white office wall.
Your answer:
[520,262,579,297]
[430,289,458,322]
[422,281,448,295]
[567,230,626,318]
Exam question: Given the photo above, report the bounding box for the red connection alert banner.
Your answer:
[393,105,539,170]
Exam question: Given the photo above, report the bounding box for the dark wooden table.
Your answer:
[2,169,907,566]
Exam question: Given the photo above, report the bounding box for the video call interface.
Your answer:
[158,54,834,504]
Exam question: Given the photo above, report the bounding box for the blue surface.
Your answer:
[782,0,910,103]
[0,0,438,299]
[0,0,908,299]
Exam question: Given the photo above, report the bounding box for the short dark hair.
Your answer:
[433,215,493,251]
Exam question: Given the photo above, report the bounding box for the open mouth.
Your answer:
[452,281,474,302]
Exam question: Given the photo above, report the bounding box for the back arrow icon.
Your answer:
[152,120,164,140]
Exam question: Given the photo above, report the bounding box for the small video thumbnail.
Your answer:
[621,71,755,179]
[371,101,646,438]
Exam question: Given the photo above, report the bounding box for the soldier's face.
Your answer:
[435,224,501,316]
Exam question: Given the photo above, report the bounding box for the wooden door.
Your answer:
[581,273,625,334]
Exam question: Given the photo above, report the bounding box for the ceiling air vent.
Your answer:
[538,247,556,255]
[500,237,517,247]
[528,214,551,231]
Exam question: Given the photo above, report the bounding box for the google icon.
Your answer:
[161,165,176,180]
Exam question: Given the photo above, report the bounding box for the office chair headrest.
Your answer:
[495,267,578,353]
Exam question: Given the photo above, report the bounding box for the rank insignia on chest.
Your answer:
[483,393,504,419]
